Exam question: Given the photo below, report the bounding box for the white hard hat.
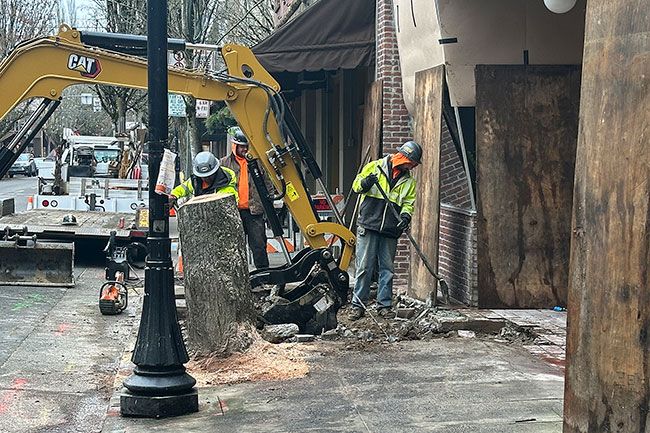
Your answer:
[192,151,220,178]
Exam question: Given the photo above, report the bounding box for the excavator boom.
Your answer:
[0,25,355,331]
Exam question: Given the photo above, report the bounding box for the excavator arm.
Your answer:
[0,25,355,332]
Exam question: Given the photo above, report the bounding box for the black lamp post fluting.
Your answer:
[120,0,198,418]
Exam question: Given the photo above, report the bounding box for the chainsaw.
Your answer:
[99,230,129,315]
[99,271,128,315]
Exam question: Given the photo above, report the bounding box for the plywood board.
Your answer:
[563,1,650,431]
[476,65,581,308]
[408,66,444,300]
[361,80,383,161]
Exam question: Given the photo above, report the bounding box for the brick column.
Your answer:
[376,0,413,289]
[376,0,411,153]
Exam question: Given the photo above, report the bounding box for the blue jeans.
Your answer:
[352,227,398,309]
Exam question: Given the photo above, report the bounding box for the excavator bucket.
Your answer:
[0,240,74,287]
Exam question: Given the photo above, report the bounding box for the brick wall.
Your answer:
[376,0,413,288]
[376,0,411,153]
[394,237,410,289]
[437,117,477,305]
[438,204,478,305]
[439,120,473,209]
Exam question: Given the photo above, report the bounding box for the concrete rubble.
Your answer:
[261,323,299,343]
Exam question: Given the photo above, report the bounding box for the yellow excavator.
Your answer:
[0,24,355,332]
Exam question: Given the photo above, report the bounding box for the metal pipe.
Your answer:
[453,107,476,211]
[80,31,186,54]
[316,178,345,227]
[6,99,51,152]
[275,235,292,263]
[185,42,221,52]
[121,0,197,417]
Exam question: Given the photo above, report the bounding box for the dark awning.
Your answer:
[253,0,375,73]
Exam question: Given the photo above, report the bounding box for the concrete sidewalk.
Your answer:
[0,266,142,433]
[103,338,564,433]
[0,256,568,432]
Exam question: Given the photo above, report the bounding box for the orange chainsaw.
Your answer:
[99,231,129,315]
[99,271,128,315]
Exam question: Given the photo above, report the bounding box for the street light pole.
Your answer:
[120,0,198,417]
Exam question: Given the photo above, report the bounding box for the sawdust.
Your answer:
[187,331,311,386]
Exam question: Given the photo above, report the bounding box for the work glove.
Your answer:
[360,173,378,192]
[397,213,411,231]
[168,195,178,207]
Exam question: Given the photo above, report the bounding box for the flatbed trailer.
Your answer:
[0,203,148,242]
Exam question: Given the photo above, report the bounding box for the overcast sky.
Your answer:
[65,0,100,30]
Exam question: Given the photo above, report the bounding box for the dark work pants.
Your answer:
[240,209,269,269]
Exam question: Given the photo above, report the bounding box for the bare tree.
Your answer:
[58,0,78,27]
[0,0,58,58]
[80,0,273,171]
[91,0,148,133]
[166,0,273,172]
[0,0,58,137]
[216,0,273,46]
[44,86,114,146]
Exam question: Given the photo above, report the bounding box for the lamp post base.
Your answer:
[120,389,198,418]
[120,367,198,418]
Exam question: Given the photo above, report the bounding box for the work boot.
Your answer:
[377,307,395,319]
[349,306,365,321]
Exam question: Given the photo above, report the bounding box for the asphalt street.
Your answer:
[0,263,141,433]
[0,176,37,213]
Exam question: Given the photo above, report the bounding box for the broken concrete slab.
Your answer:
[262,323,299,343]
[458,330,476,338]
[396,307,416,319]
[294,334,315,343]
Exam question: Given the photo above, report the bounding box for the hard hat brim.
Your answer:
[193,164,219,178]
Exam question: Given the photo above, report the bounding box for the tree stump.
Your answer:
[177,192,256,356]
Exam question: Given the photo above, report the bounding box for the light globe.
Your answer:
[544,0,577,13]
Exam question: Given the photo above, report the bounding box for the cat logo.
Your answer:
[67,54,102,78]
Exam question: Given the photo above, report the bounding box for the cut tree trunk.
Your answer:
[177,192,256,356]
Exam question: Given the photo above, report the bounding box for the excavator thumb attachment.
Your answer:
[0,229,74,287]
[253,248,350,334]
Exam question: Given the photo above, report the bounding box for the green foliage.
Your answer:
[205,105,236,135]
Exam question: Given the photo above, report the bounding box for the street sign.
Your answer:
[93,97,102,112]
[168,51,186,68]
[168,94,186,117]
[195,100,210,118]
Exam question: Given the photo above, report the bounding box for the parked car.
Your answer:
[8,153,37,178]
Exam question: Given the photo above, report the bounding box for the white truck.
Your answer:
[1,134,151,244]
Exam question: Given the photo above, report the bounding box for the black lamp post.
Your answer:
[120,0,198,417]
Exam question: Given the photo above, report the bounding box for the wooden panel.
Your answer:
[564,1,649,431]
[409,66,444,300]
[476,65,581,308]
[361,80,383,160]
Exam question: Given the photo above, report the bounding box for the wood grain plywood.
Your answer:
[361,80,383,160]
[409,66,444,300]
[475,65,581,308]
[563,1,650,431]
